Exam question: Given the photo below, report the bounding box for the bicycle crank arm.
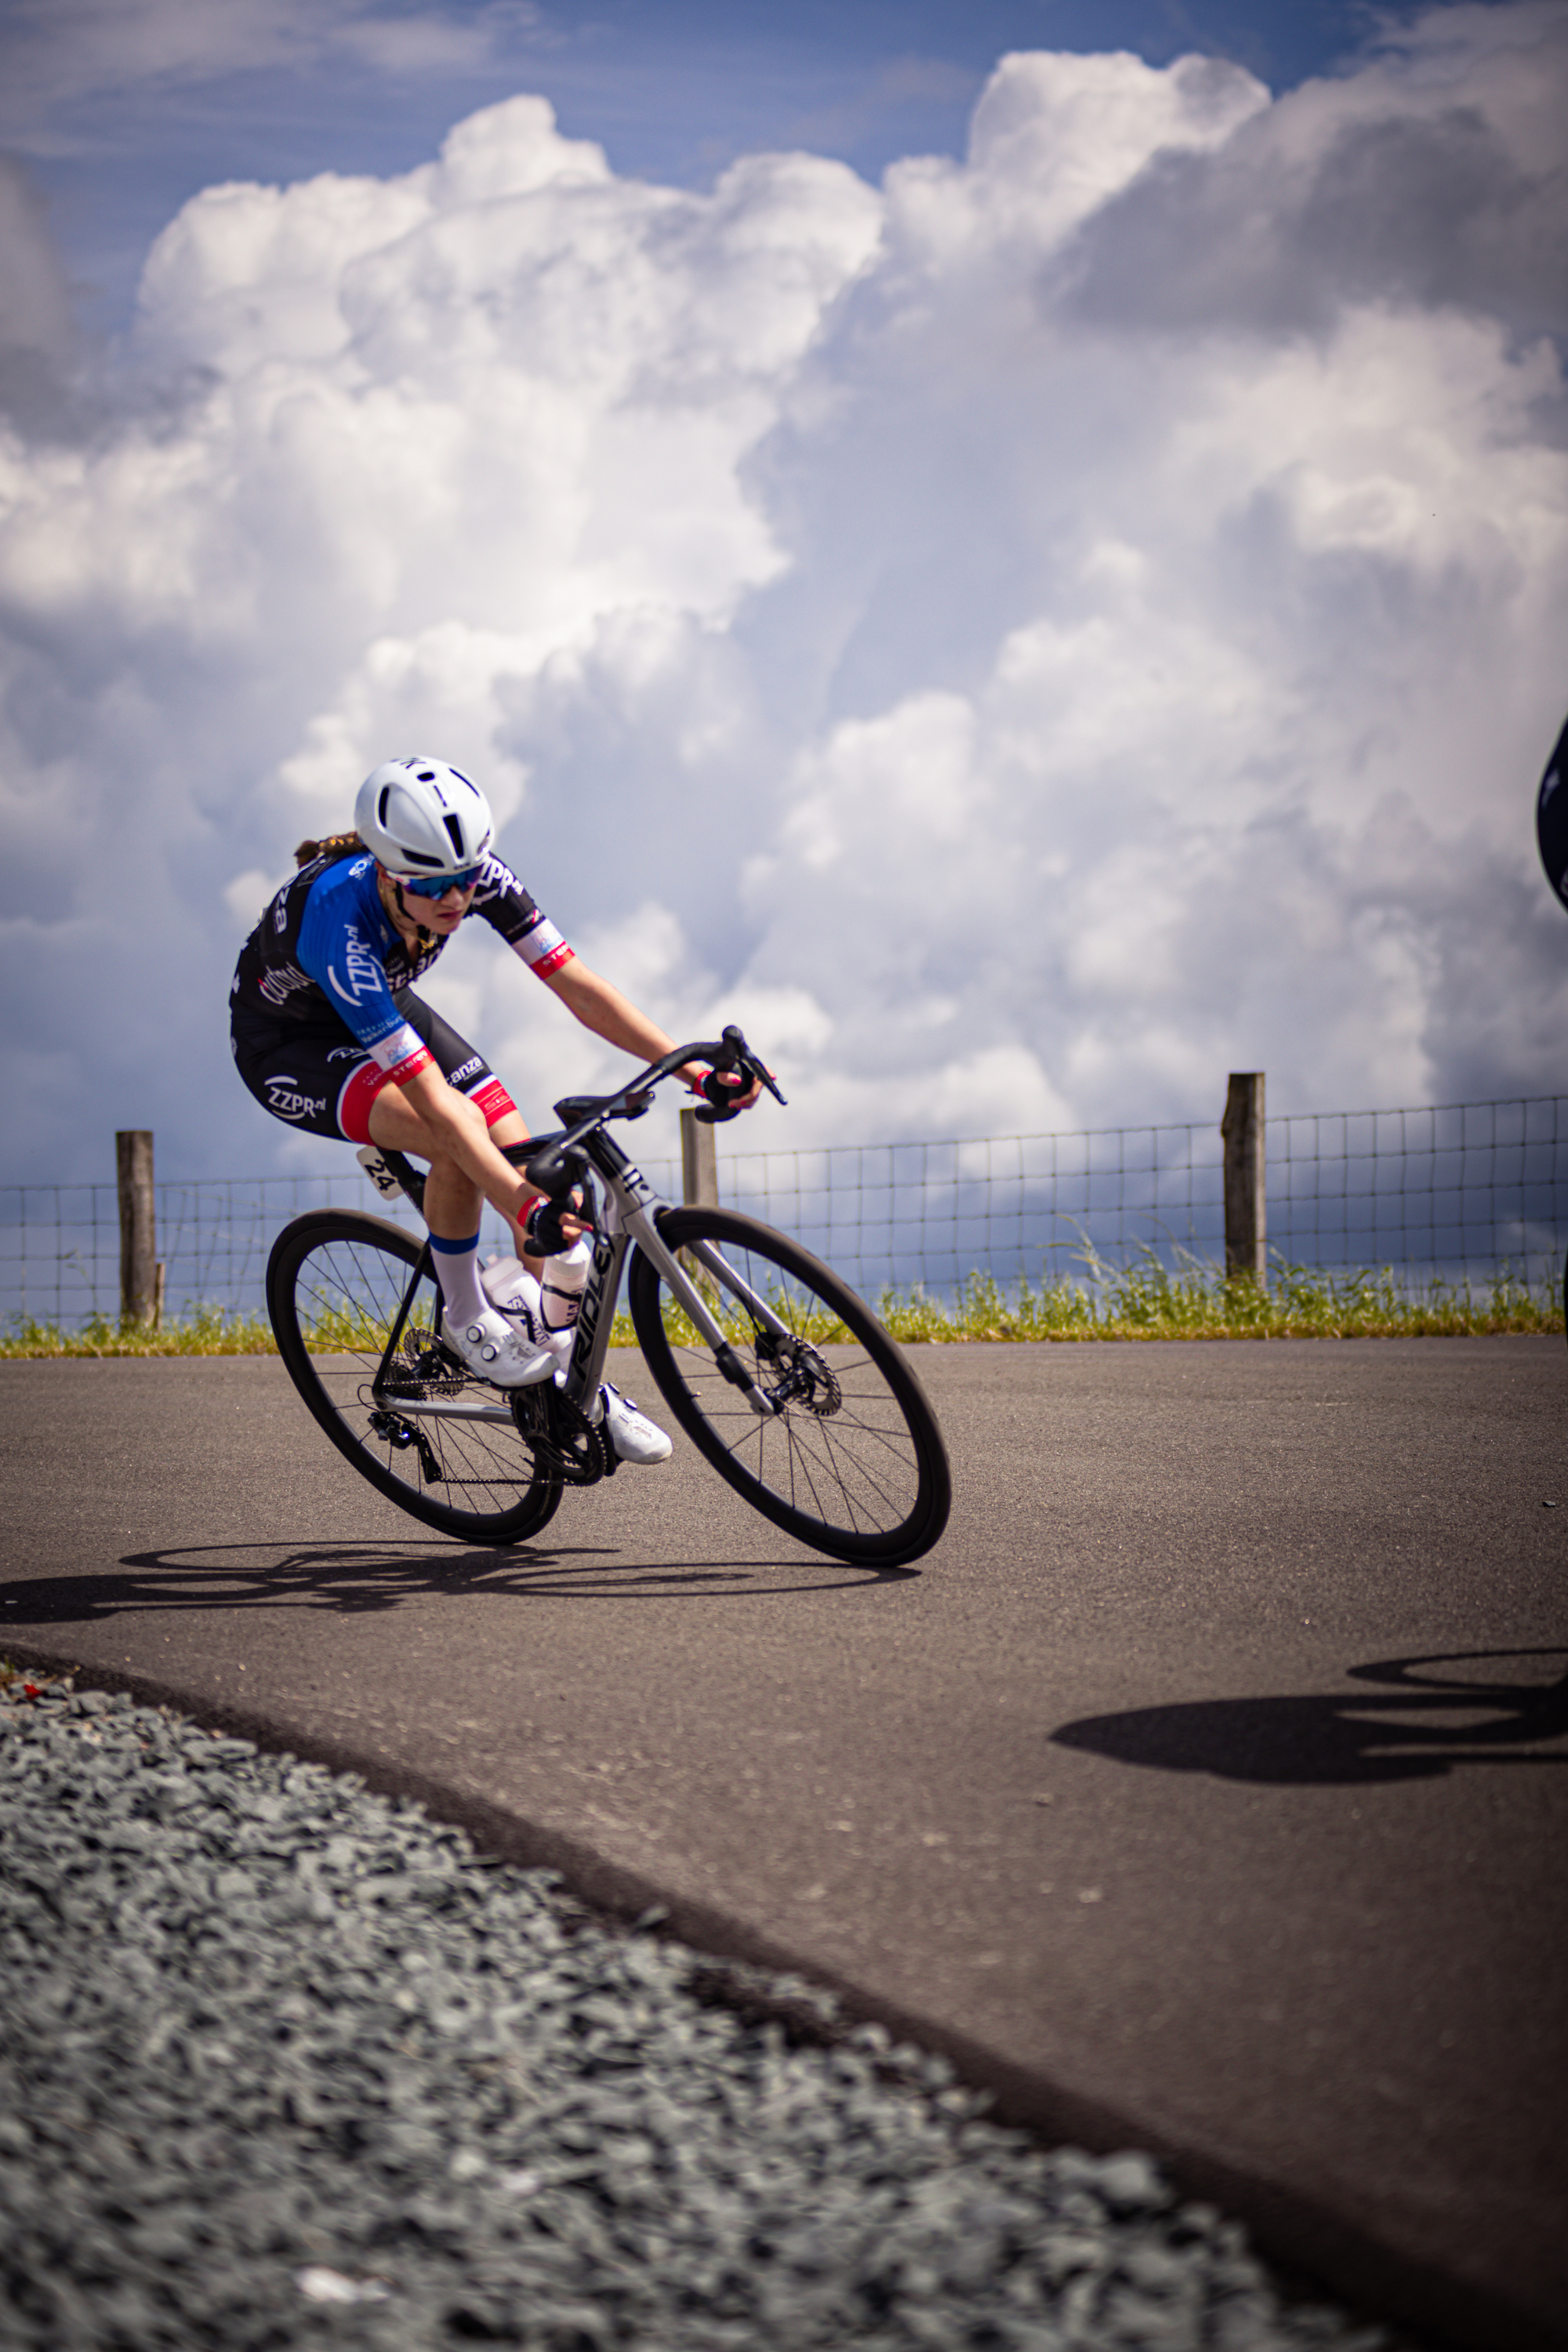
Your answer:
[368,1392,517,1425]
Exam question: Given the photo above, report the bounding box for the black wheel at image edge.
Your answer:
[627,1207,951,1565]
[1534,712,1568,1345]
[265,1208,563,1544]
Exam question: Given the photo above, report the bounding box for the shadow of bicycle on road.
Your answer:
[0,1539,918,1624]
[1051,1650,1568,1784]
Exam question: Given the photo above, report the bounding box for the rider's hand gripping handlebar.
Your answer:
[519,1025,783,1198]
[692,1024,784,1124]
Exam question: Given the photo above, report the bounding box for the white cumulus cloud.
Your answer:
[0,0,544,116]
[0,6,1565,1192]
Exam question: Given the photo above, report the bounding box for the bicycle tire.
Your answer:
[627,1207,950,1566]
[266,1209,564,1545]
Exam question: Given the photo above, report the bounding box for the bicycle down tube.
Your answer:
[361,1080,789,1423]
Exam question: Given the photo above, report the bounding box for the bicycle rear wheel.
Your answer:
[627,1208,950,1566]
[267,1210,564,1544]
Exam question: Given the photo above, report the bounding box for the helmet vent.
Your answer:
[356,757,494,878]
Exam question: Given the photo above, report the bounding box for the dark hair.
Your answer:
[294,829,366,869]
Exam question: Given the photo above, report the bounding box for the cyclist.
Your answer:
[230,755,755,1461]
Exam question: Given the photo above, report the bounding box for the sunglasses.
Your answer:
[402,866,483,899]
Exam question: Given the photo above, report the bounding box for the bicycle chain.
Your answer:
[368,1330,615,1485]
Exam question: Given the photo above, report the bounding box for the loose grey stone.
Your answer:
[0,1682,1406,2352]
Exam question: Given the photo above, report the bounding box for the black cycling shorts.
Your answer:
[230,989,516,1143]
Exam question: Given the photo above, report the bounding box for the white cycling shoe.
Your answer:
[477,1261,668,1457]
[590,1382,673,1465]
[481,1257,578,1367]
[446,1305,557,1388]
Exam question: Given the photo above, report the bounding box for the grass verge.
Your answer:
[873,1256,1563,1343]
[3,1254,1559,1356]
[0,1307,279,1359]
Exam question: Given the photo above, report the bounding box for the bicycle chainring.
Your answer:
[509,1383,615,1485]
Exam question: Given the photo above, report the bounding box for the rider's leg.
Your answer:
[368,1081,666,1454]
[363,1086,553,1385]
[364,989,546,1267]
[235,1000,554,1385]
[365,1081,492,1225]
[376,1094,546,1276]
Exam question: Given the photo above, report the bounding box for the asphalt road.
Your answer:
[2,1338,1565,2352]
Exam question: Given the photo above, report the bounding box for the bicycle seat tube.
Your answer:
[557,1221,632,1406]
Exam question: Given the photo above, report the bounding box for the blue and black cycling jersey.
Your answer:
[230,849,573,1086]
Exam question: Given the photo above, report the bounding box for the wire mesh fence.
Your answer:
[3,1096,1564,1331]
[0,1161,673,1333]
[716,1096,1568,1301]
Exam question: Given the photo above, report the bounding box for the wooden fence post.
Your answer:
[117,1129,158,1327]
[1221,1074,1266,1283]
[681,1107,719,1209]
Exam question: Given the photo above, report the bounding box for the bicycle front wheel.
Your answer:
[627,1208,950,1566]
[266,1210,564,1545]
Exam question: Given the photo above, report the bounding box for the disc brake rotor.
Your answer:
[756,1331,842,1417]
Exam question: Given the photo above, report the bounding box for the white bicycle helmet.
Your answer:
[354,757,495,878]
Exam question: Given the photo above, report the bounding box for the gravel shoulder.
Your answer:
[3,1342,1564,2352]
[1,1676,1401,2352]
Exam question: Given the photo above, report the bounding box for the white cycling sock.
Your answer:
[427,1231,486,1327]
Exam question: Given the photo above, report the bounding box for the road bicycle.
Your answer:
[264,1028,951,1566]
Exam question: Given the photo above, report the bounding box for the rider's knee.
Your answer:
[438,1087,491,1152]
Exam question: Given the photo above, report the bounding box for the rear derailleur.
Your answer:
[366,1408,444,1484]
[366,1327,466,1484]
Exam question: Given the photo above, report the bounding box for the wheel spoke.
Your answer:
[267,1212,562,1544]
[629,1210,949,1565]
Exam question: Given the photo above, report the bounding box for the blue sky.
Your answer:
[0,0,1565,1185]
[8,0,1449,332]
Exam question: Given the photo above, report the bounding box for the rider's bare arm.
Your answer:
[544,960,764,1109]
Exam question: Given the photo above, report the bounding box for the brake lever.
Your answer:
[723,1023,786,1109]
[691,1054,785,1124]
[693,1032,787,1122]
